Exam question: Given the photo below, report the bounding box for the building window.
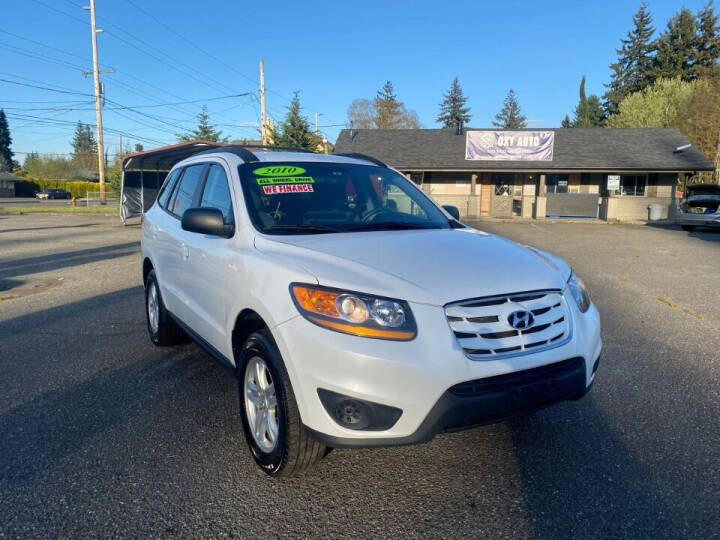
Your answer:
[405,172,423,185]
[546,174,569,194]
[492,174,511,196]
[619,174,647,196]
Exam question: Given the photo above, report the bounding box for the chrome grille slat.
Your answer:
[445,289,572,361]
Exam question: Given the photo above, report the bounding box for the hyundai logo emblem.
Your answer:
[508,310,534,330]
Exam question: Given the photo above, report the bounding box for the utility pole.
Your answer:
[84,0,107,204]
[315,112,319,135]
[259,60,267,145]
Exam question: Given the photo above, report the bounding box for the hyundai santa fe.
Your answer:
[141,146,602,477]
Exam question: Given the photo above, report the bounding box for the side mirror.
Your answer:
[442,205,460,220]
[181,207,234,238]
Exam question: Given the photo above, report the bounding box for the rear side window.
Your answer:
[200,164,234,224]
[157,168,181,209]
[168,164,206,217]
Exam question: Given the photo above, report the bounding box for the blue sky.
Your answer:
[1,0,711,160]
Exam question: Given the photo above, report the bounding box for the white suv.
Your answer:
[141,147,602,477]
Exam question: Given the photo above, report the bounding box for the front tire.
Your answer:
[145,270,184,346]
[236,330,326,477]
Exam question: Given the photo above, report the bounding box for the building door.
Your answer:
[480,182,491,215]
[491,173,513,217]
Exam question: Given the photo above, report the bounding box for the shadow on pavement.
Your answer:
[0,287,221,492]
[645,221,720,243]
[0,223,102,235]
[0,241,139,278]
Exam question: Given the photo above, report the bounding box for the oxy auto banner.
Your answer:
[465,130,555,161]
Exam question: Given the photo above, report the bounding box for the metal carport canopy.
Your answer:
[120,140,226,222]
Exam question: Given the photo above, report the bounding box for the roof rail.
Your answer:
[333,152,388,168]
[192,144,316,163]
[239,145,315,153]
[193,145,259,162]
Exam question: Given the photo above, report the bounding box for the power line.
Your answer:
[0,76,93,97]
[5,112,169,146]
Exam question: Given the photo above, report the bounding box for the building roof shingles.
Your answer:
[334,127,714,172]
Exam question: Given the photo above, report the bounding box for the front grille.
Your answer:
[445,289,572,360]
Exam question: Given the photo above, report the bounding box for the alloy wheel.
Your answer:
[147,282,159,334]
[243,356,279,453]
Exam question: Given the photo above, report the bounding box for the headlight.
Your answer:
[290,284,416,340]
[566,272,591,313]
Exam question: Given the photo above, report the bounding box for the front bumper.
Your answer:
[308,355,597,448]
[271,298,602,447]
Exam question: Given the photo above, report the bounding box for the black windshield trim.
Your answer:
[238,161,450,236]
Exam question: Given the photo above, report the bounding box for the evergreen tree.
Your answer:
[492,89,527,129]
[436,76,471,129]
[0,109,13,172]
[374,81,403,129]
[577,76,590,127]
[176,106,228,142]
[561,115,572,128]
[71,121,97,171]
[571,77,605,127]
[272,92,321,150]
[654,8,699,81]
[585,96,606,127]
[696,1,720,70]
[604,3,656,115]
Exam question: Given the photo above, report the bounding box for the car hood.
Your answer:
[254,228,571,306]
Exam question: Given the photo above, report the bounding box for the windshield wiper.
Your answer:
[264,224,341,234]
[345,221,443,231]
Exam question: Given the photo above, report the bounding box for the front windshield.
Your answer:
[238,162,450,234]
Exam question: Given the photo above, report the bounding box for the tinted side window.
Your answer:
[157,168,181,209]
[200,164,234,224]
[169,164,206,217]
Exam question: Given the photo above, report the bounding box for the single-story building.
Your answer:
[0,171,23,197]
[333,128,715,221]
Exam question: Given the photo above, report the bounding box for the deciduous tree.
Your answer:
[346,81,421,129]
[606,77,696,128]
[675,66,720,181]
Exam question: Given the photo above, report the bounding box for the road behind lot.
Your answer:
[1,214,718,538]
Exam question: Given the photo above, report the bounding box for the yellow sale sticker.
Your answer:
[253,165,306,176]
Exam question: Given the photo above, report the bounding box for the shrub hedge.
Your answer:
[15,178,103,199]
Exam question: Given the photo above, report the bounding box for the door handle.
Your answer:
[180,242,189,259]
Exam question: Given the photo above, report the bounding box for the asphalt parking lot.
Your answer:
[1,214,719,538]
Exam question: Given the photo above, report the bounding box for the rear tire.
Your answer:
[236,329,326,477]
[681,225,696,232]
[145,270,184,346]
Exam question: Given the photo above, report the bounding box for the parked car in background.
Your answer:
[35,188,71,200]
[676,184,720,231]
[141,147,602,477]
